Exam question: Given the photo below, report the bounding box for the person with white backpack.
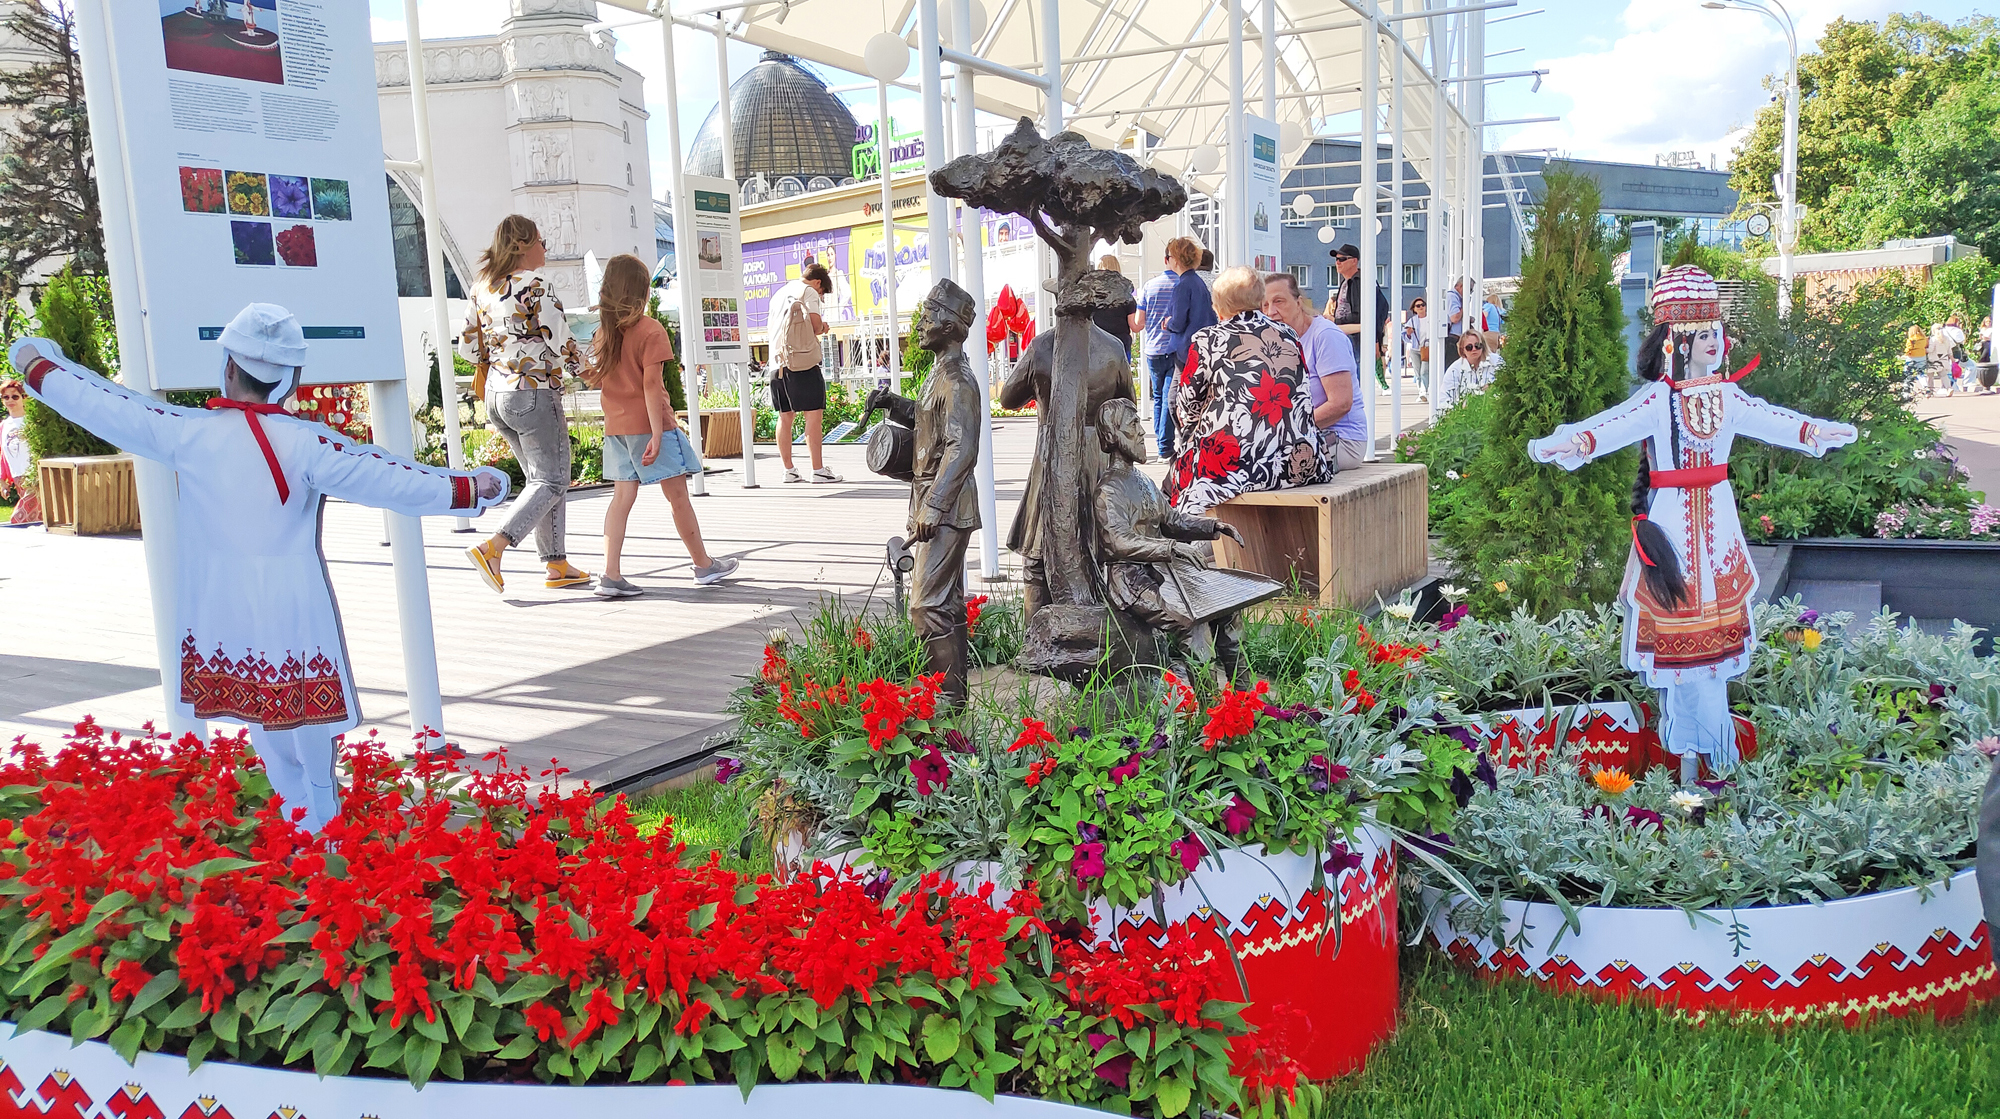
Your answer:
[767,261,843,483]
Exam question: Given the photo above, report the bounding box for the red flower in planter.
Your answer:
[1086,1032,1134,1088]
[1222,794,1258,836]
[910,744,951,795]
[569,986,621,1048]
[673,998,714,1035]
[859,677,910,750]
[1170,833,1207,872]
[524,1001,565,1042]
[1071,841,1107,884]
[1202,680,1268,748]
[1009,716,1057,753]
[965,594,990,633]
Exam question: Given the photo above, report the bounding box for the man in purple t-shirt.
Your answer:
[1265,272,1367,474]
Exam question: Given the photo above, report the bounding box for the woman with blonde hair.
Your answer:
[458,214,591,594]
[584,255,738,595]
[1166,266,1320,514]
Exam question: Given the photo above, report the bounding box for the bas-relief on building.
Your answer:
[374,0,655,308]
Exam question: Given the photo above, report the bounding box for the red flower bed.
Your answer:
[0,720,1256,1112]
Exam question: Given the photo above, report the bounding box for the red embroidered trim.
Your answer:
[1651,463,1728,488]
[22,356,55,394]
[179,634,349,730]
[1799,421,1812,445]
[451,475,473,509]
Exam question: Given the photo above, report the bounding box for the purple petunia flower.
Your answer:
[1928,682,1950,706]
[1072,841,1107,884]
[1222,794,1258,836]
[1086,1033,1133,1088]
[713,756,742,784]
[909,744,950,795]
[1322,840,1364,875]
[1077,821,1103,843]
[1071,725,1090,740]
[1473,751,1498,791]
[1695,778,1732,795]
[1444,725,1479,752]
[1170,833,1207,872]
[1798,608,1820,625]
[1405,831,1455,857]
[943,728,973,754]
[1109,754,1142,786]
[861,868,893,901]
[269,174,311,218]
[1437,603,1470,632]
[1624,806,1664,830]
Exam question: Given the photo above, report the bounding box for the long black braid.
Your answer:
[1631,323,1690,609]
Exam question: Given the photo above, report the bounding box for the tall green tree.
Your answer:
[1728,15,1999,249]
[22,265,115,460]
[1440,170,1633,620]
[1819,75,2000,258]
[0,1,103,302]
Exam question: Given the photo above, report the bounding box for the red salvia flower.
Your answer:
[1009,717,1057,753]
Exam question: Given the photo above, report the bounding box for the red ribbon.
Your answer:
[1631,515,1655,567]
[1726,353,1760,382]
[1649,463,1728,488]
[205,398,290,504]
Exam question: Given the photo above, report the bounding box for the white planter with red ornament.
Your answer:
[1093,830,1398,1078]
[0,1025,1117,1119]
[1464,701,1653,773]
[1426,867,1996,1024]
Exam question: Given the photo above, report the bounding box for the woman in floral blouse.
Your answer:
[458,214,592,594]
[1166,267,1322,515]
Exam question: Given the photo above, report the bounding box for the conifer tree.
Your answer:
[0,1,103,303]
[23,264,115,460]
[1440,170,1633,619]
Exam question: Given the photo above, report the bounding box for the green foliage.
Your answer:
[1820,72,2000,258]
[0,1,104,299]
[1728,14,2000,246]
[626,779,771,877]
[23,265,114,460]
[1393,390,1492,529]
[649,294,689,412]
[1314,953,2000,1119]
[900,304,934,394]
[1439,170,1633,619]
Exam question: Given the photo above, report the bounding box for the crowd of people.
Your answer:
[1906,314,1995,397]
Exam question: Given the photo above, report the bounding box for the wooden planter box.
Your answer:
[1209,462,1429,608]
[37,454,139,535]
[1762,537,2000,650]
[679,410,743,459]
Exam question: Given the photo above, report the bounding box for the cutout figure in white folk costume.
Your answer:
[8,305,510,832]
[1529,267,1857,780]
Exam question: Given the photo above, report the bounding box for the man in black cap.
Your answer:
[1327,243,1390,385]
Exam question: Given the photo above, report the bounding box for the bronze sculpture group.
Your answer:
[867,119,1280,701]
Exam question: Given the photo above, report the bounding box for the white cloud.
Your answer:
[1492,0,1901,168]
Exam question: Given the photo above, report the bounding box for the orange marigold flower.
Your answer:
[1591,767,1634,796]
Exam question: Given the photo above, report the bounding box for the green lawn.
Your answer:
[619,780,1997,1118]
[1317,953,1999,1119]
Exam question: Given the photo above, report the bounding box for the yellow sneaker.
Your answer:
[545,562,594,589]
[465,540,505,593]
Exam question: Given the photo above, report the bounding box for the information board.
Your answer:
[684,175,747,364]
[1243,112,1283,273]
[89,1,404,391]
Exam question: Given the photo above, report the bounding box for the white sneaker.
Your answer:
[812,467,843,484]
[694,555,740,586]
[783,467,806,483]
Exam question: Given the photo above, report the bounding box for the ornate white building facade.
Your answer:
[374,0,655,308]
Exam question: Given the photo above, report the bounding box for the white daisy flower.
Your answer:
[1385,603,1416,620]
[1669,790,1703,815]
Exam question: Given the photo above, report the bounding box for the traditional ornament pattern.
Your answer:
[177,637,348,730]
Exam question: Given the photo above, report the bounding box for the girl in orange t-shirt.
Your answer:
[584,255,739,596]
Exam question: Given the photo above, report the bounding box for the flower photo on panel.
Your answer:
[275,224,318,268]
[311,178,351,221]
[269,175,311,219]
[178,166,225,214]
[226,171,269,216]
[231,220,276,266]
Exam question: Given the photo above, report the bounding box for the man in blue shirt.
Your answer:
[1133,239,1196,457]
[1157,237,1216,455]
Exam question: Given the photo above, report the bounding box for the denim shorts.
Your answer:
[603,429,703,484]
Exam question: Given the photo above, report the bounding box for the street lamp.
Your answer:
[1704,0,1799,317]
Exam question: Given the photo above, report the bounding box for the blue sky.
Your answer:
[368,1,1995,197]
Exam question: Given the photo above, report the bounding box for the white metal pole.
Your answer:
[879,80,902,396]
[1777,17,1798,319]
[920,0,953,286]
[1428,6,1446,419]
[714,24,756,487]
[1261,0,1277,122]
[952,0,999,580]
[1388,0,1403,449]
[1360,1,1379,461]
[73,0,195,736]
[1226,0,1245,265]
[403,1,469,536]
[660,14,707,496]
[1468,7,1486,321]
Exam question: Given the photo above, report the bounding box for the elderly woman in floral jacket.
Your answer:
[1166,267,1321,515]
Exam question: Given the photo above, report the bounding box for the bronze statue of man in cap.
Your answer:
[865,280,983,705]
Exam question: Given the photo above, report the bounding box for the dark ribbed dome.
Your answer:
[688,51,858,187]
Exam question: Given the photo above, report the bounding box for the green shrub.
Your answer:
[1395,390,1494,530]
[23,266,115,460]
[1439,171,1634,619]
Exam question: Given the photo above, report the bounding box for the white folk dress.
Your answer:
[24,356,501,733]
[1530,375,1856,764]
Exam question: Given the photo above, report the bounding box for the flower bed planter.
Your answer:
[0,1025,1116,1119]
[1766,538,2000,650]
[1093,836,1399,1079]
[1425,868,1996,1025]
[1463,701,1750,776]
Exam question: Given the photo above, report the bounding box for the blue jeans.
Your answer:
[1146,350,1181,456]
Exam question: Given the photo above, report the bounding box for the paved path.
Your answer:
[0,375,1437,782]
[1916,391,2000,503]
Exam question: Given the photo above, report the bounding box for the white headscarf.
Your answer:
[217,303,307,402]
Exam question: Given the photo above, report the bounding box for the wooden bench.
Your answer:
[38,454,140,536]
[1208,462,1428,609]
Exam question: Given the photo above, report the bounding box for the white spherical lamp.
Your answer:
[1316,225,1336,244]
[1189,144,1221,175]
[1279,121,1306,151]
[939,0,989,45]
[864,33,910,83]
[1290,193,1315,219]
